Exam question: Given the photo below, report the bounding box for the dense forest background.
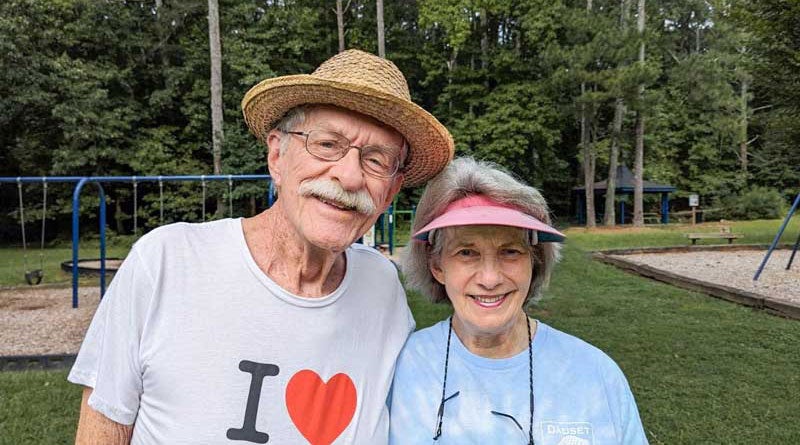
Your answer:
[1,0,798,240]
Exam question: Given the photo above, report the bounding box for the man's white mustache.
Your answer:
[299,179,376,215]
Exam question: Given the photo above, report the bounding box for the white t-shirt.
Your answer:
[389,319,648,445]
[68,218,415,445]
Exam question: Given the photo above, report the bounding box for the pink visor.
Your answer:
[413,195,565,243]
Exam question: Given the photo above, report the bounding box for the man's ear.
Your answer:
[266,130,284,187]
[381,173,404,209]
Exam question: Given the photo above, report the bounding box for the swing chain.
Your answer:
[201,176,207,222]
[17,179,29,272]
[133,177,138,237]
[159,176,164,225]
[39,181,47,270]
[228,176,234,219]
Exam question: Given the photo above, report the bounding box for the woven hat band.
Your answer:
[312,50,411,100]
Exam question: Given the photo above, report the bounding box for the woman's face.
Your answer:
[430,225,533,337]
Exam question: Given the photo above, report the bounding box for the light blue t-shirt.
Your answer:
[389,319,648,445]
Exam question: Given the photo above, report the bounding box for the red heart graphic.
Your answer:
[285,370,357,445]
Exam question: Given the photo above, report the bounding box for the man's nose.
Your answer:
[329,148,367,191]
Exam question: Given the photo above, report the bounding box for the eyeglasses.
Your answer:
[433,391,533,444]
[281,129,403,179]
[433,317,535,444]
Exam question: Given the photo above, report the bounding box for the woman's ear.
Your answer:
[429,255,446,285]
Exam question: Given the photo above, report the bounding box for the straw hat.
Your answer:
[241,50,454,187]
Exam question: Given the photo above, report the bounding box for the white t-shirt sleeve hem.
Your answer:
[67,367,97,388]
[87,392,138,425]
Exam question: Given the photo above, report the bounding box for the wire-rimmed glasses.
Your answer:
[281,129,403,179]
[432,391,533,444]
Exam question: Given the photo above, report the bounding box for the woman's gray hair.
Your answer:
[401,157,561,306]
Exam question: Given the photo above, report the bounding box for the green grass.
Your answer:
[1,219,799,443]
[563,218,796,251]
[0,370,80,445]
[536,243,800,444]
[0,242,132,287]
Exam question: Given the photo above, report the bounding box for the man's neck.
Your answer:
[242,206,347,298]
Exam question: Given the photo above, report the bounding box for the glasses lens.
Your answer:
[361,147,400,178]
[306,130,349,160]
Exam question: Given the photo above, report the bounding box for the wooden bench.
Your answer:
[685,225,743,244]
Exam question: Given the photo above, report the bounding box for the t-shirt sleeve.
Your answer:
[67,244,156,425]
[388,338,439,445]
[605,362,649,445]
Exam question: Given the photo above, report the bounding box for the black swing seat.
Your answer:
[25,269,43,286]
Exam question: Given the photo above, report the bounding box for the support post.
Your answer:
[754,193,800,280]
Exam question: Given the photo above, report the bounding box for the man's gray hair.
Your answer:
[401,157,561,306]
[273,106,308,154]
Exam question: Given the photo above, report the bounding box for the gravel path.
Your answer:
[615,249,800,305]
[0,286,100,356]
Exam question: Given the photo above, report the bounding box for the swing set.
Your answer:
[753,191,800,280]
[2,175,273,307]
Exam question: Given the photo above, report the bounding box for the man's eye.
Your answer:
[316,140,339,150]
[364,153,389,168]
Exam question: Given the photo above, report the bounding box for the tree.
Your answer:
[376,0,385,57]
[335,0,351,52]
[632,0,645,226]
[604,0,630,226]
[581,0,596,228]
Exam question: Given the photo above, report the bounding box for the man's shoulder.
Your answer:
[347,243,400,275]
[135,219,236,248]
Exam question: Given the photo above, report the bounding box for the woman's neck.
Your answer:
[452,312,535,359]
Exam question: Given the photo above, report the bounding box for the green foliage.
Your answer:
[717,186,786,221]
[1,0,798,238]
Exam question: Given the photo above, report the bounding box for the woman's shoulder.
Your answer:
[403,319,449,352]
[395,319,450,369]
[537,321,625,375]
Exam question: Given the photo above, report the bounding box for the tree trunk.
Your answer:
[581,82,596,228]
[739,72,749,174]
[480,8,489,87]
[115,199,125,235]
[336,0,346,53]
[208,0,225,215]
[605,99,625,226]
[582,0,596,228]
[446,48,458,113]
[633,0,645,227]
[605,0,629,226]
[376,0,385,57]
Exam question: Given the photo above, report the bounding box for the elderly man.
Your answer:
[68,50,453,444]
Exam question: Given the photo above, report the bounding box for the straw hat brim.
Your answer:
[242,75,454,187]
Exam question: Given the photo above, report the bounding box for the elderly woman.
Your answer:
[389,158,647,445]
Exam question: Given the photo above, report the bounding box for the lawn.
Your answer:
[1,219,799,444]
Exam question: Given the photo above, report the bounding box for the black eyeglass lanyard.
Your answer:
[434,316,535,445]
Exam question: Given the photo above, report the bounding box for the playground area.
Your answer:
[1,218,799,443]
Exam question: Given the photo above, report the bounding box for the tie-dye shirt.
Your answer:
[389,319,648,445]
